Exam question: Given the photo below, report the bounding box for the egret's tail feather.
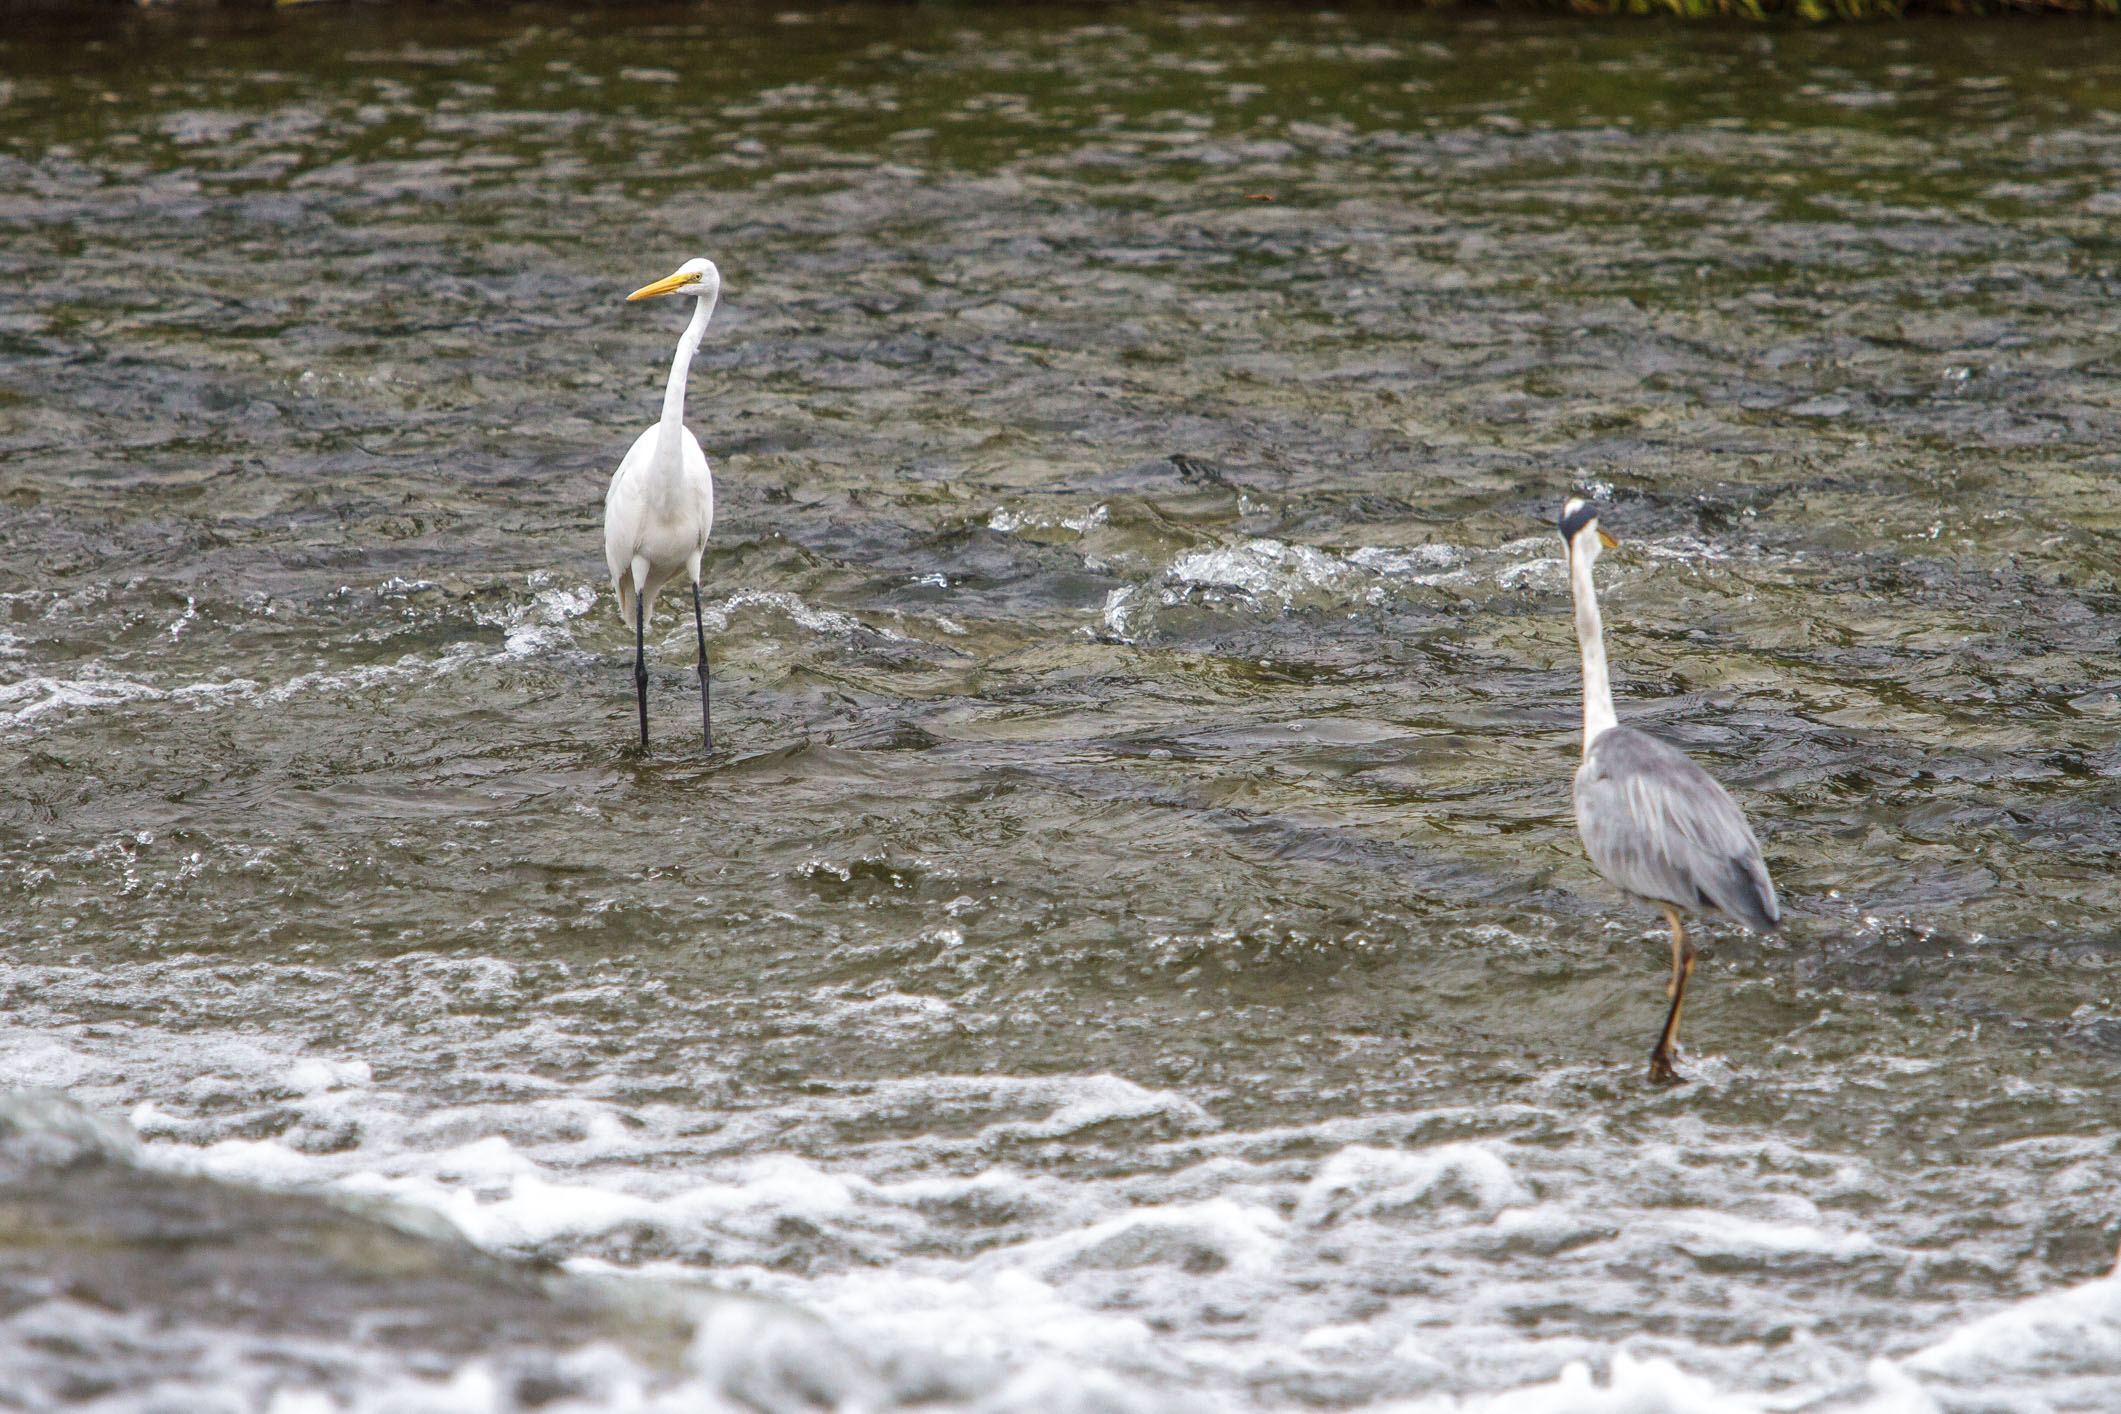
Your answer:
[614,577,644,632]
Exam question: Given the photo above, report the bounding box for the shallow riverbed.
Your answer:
[3,4,2121,1409]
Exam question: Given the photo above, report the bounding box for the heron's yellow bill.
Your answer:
[1598,529,1618,548]
[627,271,700,301]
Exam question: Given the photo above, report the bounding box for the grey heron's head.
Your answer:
[627,256,721,304]
[1558,496,1619,566]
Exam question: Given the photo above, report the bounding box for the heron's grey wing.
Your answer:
[1573,727,1781,931]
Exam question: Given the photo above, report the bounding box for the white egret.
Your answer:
[1560,497,1781,1084]
[605,257,720,752]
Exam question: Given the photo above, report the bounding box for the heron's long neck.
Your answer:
[656,294,715,456]
[1568,548,1618,753]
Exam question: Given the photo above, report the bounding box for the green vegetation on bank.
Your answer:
[14,0,2121,21]
[288,0,2115,17]
[1551,0,2115,17]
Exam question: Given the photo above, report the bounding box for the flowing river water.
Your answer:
[4,4,2121,1410]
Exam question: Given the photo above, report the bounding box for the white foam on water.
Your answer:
[0,663,259,726]
[0,1293,869,1414]
[0,1035,115,1091]
[810,983,962,1033]
[1383,1351,1752,1414]
[1346,541,1471,582]
[262,644,485,703]
[987,502,1109,537]
[1099,584,1137,636]
[1300,535,1561,596]
[1089,529,1772,643]
[165,595,199,641]
[130,1085,1754,1408]
[1664,1210,1878,1262]
[497,583,599,659]
[1,573,936,734]
[1036,1195,1286,1278]
[1898,1261,2121,1409]
[1096,533,1685,639]
[5,1017,2117,1414]
[1294,1142,1526,1228]
[0,649,471,730]
[1165,538,1357,604]
[1635,533,1736,565]
[7,528,1752,731]
[701,587,912,642]
[1494,552,1567,591]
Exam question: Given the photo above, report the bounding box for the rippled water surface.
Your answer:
[6,4,2121,1409]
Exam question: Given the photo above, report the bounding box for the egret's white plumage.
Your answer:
[605,257,720,750]
[1560,497,1780,1083]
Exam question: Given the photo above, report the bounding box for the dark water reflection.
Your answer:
[4,4,2121,1409]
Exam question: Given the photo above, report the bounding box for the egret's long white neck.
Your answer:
[656,293,716,454]
[1567,541,1618,752]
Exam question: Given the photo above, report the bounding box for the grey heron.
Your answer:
[605,257,720,752]
[1560,497,1781,1084]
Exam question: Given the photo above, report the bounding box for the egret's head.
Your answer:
[628,257,721,304]
[1558,496,1618,566]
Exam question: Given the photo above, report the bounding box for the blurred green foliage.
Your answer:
[1545,0,2118,17]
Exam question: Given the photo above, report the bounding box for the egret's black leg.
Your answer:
[1648,905,1696,1085]
[634,588,650,751]
[692,579,711,752]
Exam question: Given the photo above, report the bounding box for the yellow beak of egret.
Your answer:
[627,270,700,301]
[1598,529,1619,549]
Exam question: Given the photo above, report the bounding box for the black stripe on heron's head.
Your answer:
[1558,498,1602,542]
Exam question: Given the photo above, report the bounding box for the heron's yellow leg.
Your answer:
[1648,906,1697,1086]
